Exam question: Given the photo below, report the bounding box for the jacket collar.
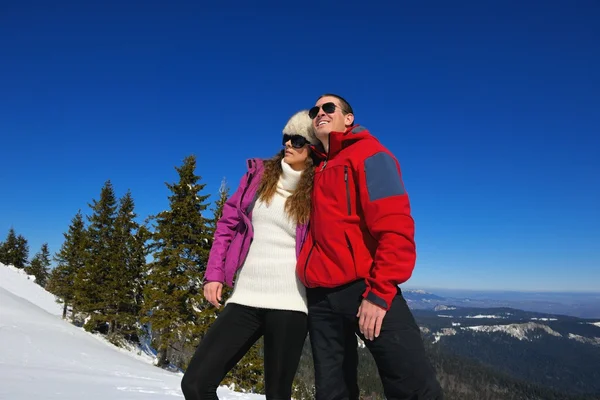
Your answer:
[327,125,372,159]
[246,158,264,174]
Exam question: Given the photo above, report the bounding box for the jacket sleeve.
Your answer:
[203,173,247,284]
[356,151,416,310]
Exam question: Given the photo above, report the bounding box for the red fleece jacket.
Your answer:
[297,125,416,310]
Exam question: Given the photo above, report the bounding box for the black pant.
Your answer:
[307,280,443,400]
[181,303,308,400]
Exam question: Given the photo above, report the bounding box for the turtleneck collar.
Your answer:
[278,159,302,192]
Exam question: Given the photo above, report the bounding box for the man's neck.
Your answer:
[320,126,351,154]
[320,134,330,153]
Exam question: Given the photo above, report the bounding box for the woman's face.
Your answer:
[283,138,310,171]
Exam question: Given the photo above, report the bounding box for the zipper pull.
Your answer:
[321,159,328,171]
[344,166,348,182]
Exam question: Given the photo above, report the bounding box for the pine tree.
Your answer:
[0,228,18,266]
[0,229,30,269]
[208,178,232,301]
[142,155,213,368]
[14,234,29,269]
[108,190,148,339]
[74,180,118,332]
[47,211,87,319]
[26,243,51,287]
[211,178,230,230]
[131,224,150,334]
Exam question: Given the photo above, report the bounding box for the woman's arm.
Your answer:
[204,172,248,283]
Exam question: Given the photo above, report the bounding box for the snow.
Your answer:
[465,314,505,319]
[530,317,557,321]
[0,263,265,399]
[433,305,456,311]
[433,328,457,343]
[568,333,600,346]
[0,263,63,315]
[589,322,600,328]
[405,289,428,294]
[464,322,562,341]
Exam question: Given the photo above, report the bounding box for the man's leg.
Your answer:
[341,318,360,400]
[181,304,264,400]
[263,309,308,399]
[360,292,443,400]
[308,287,359,400]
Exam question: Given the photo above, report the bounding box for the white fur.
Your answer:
[282,110,318,145]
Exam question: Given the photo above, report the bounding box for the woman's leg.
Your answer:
[181,304,264,400]
[263,310,308,400]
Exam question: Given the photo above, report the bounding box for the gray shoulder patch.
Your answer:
[352,125,367,134]
[364,152,405,201]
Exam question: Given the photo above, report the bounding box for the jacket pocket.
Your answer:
[344,166,351,216]
[224,232,243,279]
[344,230,358,280]
[344,228,373,280]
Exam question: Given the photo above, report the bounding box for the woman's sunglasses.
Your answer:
[308,102,347,119]
[282,134,311,149]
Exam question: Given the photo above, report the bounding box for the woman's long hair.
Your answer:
[256,149,315,225]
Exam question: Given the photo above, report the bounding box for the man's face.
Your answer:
[311,96,354,141]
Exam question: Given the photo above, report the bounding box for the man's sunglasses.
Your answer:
[282,134,311,149]
[308,102,348,119]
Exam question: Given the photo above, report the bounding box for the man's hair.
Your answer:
[318,93,354,115]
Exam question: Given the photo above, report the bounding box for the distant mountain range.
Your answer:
[410,303,600,397]
[402,287,600,318]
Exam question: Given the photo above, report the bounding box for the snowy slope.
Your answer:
[0,264,264,399]
[0,263,63,315]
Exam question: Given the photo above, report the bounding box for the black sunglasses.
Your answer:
[282,134,311,149]
[308,102,348,119]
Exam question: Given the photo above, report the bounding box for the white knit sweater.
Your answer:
[226,160,308,314]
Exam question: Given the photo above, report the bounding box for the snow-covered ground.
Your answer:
[0,263,63,315]
[0,263,264,399]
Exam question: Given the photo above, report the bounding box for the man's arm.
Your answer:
[356,150,416,310]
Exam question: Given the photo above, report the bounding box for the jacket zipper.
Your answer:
[233,167,255,282]
[302,221,310,246]
[303,243,315,286]
[345,231,358,279]
[344,166,351,216]
[239,172,253,205]
[321,135,331,171]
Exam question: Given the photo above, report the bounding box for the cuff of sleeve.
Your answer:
[203,270,225,285]
[363,290,390,310]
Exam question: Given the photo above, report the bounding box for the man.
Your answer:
[297,94,443,399]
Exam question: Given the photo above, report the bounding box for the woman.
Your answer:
[181,110,320,400]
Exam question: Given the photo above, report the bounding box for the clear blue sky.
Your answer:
[1,1,598,292]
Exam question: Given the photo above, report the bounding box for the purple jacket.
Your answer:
[204,158,309,287]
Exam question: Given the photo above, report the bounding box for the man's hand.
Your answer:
[204,282,223,308]
[357,298,387,340]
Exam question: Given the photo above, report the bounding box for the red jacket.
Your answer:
[297,125,416,310]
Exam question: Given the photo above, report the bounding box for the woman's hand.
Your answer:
[204,282,224,308]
